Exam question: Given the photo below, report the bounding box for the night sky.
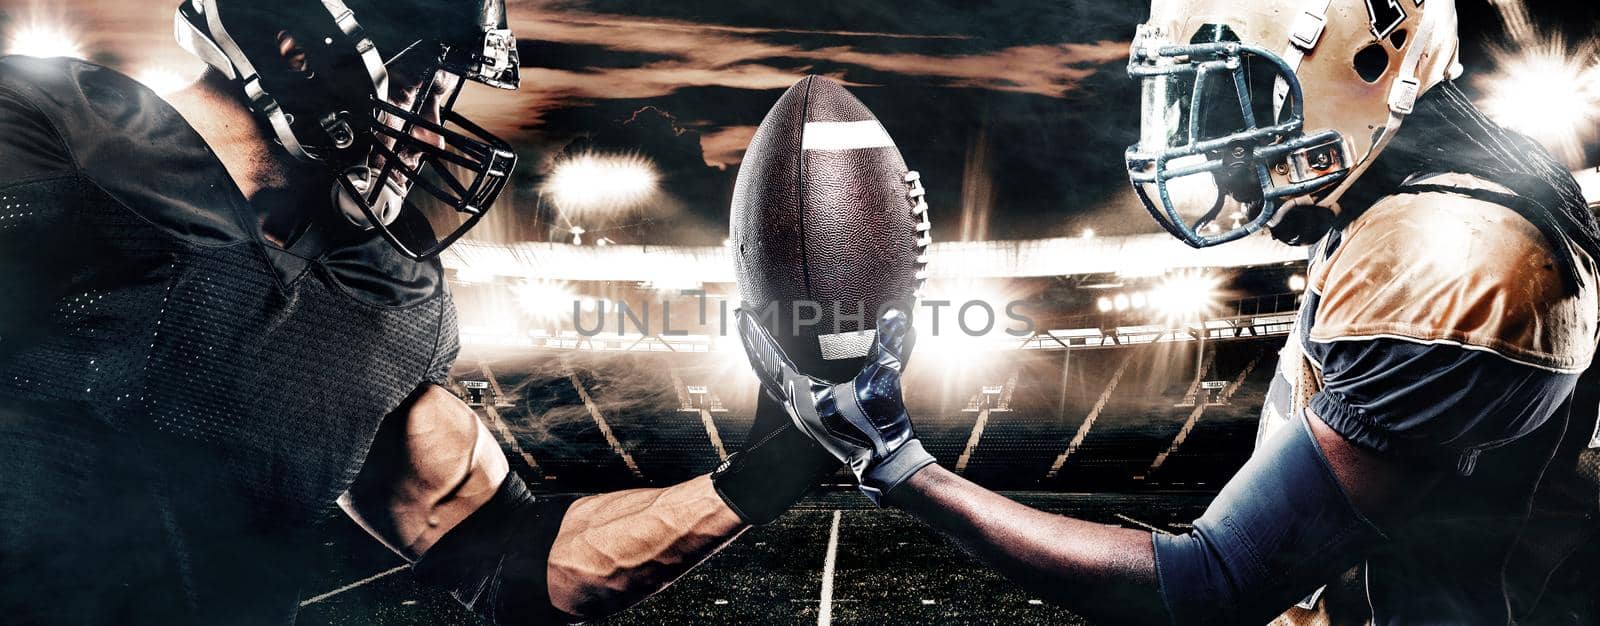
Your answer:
[2,0,1597,246]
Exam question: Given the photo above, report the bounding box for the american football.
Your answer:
[730,75,930,381]
[10,1,1600,625]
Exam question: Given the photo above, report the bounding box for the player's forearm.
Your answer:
[893,465,1167,626]
[546,474,746,619]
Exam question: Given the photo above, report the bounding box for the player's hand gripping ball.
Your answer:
[737,308,935,505]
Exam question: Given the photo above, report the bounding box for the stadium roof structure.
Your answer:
[446,168,1600,284]
[462,312,1301,354]
[440,232,1307,284]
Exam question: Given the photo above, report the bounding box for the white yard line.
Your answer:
[299,564,410,607]
[818,510,843,626]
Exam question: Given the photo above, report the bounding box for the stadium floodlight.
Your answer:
[7,21,85,59]
[1149,270,1221,321]
[1096,296,1113,312]
[641,277,703,292]
[513,278,577,327]
[1479,40,1600,166]
[543,151,660,217]
[1081,228,1095,239]
[1288,274,1307,292]
[1113,293,1130,312]
[1130,291,1148,309]
[134,66,195,96]
[453,266,496,284]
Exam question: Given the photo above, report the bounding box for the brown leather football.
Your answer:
[730,75,929,383]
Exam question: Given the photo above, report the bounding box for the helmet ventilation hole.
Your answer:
[1354,43,1389,83]
[1389,29,1408,50]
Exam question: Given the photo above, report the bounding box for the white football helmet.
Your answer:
[1126,0,1462,247]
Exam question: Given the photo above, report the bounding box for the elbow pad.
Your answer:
[412,473,580,626]
[1152,416,1388,626]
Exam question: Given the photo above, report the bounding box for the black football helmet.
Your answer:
[175,0,519,259]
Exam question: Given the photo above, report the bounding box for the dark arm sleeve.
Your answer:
[1153,341,1581,625]
[1153,414,1388,626]
[411,473,581,625]
[1306,338,1579,475]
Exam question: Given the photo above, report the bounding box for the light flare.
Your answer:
[7,21,85,59]
[542,151,660,218]
[916,279,1030,357]
[513,279,578,327]
[1477,37,1600,166]
[134,66,196,96]
[1148,270,1222,321]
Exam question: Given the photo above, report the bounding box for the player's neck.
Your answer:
[166,70,315,244]
[167,71,295,200]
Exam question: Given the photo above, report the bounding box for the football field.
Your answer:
[298,491,1212,626]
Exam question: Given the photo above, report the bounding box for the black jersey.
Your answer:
[0,56,460,625]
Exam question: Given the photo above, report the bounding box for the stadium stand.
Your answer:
[962,352,1089,488]
[455,335,1282,494]
[479,351,644,491]
[1047,342,1197,490]
[1145,339,1277,488]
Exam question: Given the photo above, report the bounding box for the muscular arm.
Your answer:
[888,411,1435,626]
[546,476,745,617]
[339,385,509,558]
[895,465,1164,625]
[341,385,746,622]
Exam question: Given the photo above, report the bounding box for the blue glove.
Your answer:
[736,308,935,505]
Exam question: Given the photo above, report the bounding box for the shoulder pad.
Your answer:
[1310,186,1599,373]
[0,56,250,246]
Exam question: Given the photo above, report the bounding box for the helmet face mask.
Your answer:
[176,0,520,260]
[337,39,518,259]
[1126,0,1462,248]
[1126,25,1353,248]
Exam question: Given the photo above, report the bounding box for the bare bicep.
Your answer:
[341,384,509,560]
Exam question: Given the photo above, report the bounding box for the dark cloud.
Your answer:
[14,0,1599,246]
[517,39,677,73]
[471,2,1149,246]
[547,0,1140,50]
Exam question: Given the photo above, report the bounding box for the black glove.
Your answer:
[711,390,842,525]
[736,308,935,505]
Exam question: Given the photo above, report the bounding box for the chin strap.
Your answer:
[333,166,406,229]
[1272,0,1334,119]
[174,0,391,165]
[1314,0,1454,212]
[318,0,390,144]
[185,0,314,161]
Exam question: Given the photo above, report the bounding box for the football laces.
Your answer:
[904,170,932,301]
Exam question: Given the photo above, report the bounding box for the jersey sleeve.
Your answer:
[1307,339,1577,474]
[0,61,76,184]
[0,69,82,347]
[424,294,461,386]
[1153,414,1387,626]
[1302,188,1597,474]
